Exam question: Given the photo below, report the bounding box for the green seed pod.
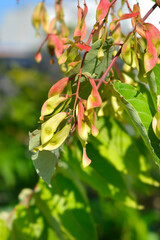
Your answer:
[121,32,134,66]
[58,50,68,65]
[41,123,71,151]
[32,2,44,36]
[111,96,124,122]
[41,7,49,33]
[41,112,67,145]
[152,109,160,140]
[40,95,67,119]
[97,47,104,62]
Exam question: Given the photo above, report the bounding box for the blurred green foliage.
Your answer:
[0,61,53,204]
[0,61,160,240]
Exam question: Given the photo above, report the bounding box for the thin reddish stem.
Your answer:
[97,47,121,89]
[126,0,133,13]
[142,3,157,21]
[109,0,117,8]
[73,52,87,112]
[86,28,95,45]
[114,62,125,82]
[37,34,50,53]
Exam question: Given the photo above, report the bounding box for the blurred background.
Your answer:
[0,0,160,239]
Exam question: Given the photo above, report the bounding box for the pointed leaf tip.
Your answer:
[82,147,91,168]
[48,77,69,98]
[35,51,42,63]
[87,78,102,109]
[152,110,160,140]
[96,0,110,22]
[144,31,157,73]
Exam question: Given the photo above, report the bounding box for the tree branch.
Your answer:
[97,2,158,90]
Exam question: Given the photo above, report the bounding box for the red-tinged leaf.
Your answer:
[74,22,87,41]
[77,6,83,23]
[83,2,88,19]
[74,6,83,38]
[131,4,146,38]
[55,0,63,21]
[144,31,158,73]
[74,5,87,41]
[75,43,91,52]
[40,95,67,120]
[134,22,146,39]
[96,0,110,23]
[92,122,99,137]
[87,79,102,109]
[48,34,64,58]
[145,23,160,40]
[48,77,69,98]
[68,60,81,67]
[74,20,87,41]
[80,21,87,41]
[82,147,91,168]
[35,51,42,63]
[91,110,99,137]
[145,23,160,55]
[117,12,139,22]
[132,3,142,19]
[73,26,81,39]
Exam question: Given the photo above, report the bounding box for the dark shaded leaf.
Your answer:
[82,38,114,78]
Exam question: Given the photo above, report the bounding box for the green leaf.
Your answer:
[62,138,141,209]
[91,117,160,187]
[12,204,46,240]
[112,80,160,167]
[82,37,114,78]
[153,64,160,96]
[35,177,98,240]
[29,129,41,151]
[35,192,68,240]
[147,70,157,110]
[29,129,61,185]
[0,220,10,240]
[32,150,59,186]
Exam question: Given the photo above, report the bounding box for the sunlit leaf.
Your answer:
[112,80,160,167]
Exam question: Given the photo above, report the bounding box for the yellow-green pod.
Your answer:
[41,112,67,145]
[121,32,134,66]
[42,123,71,151]
[40,95,67,119]
[32,2,44,36]
[152,110,160,140]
